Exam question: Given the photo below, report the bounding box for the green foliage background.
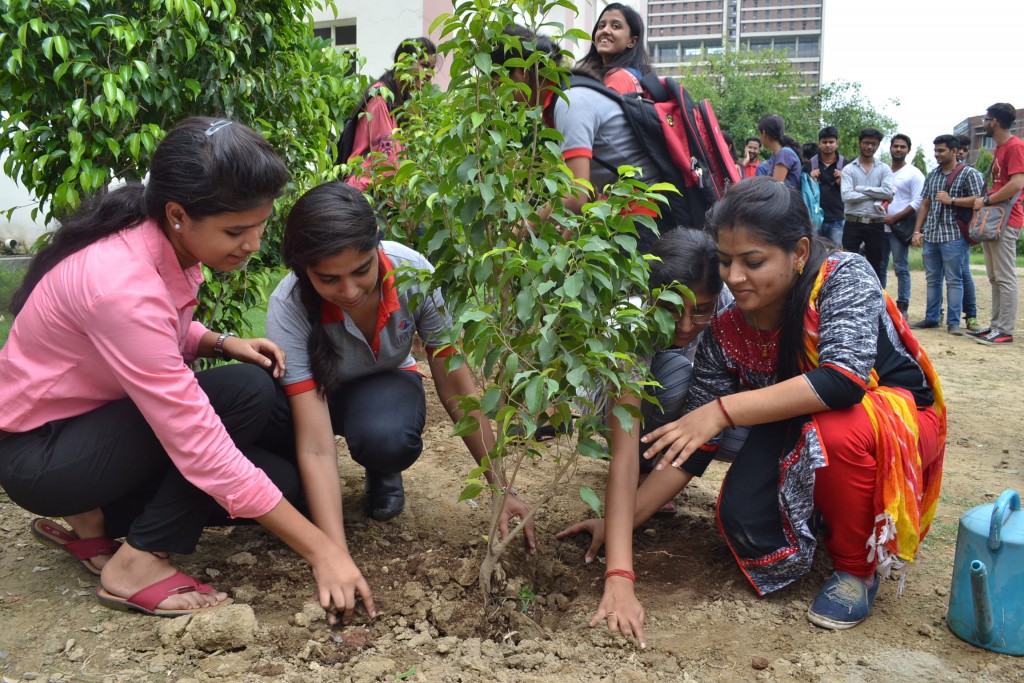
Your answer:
[683,50,897,160]
[0,0,367,335]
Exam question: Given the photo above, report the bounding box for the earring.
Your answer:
[796,261,805,275]
[174,223,181,231]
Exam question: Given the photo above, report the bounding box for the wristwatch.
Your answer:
[983,195,991,206]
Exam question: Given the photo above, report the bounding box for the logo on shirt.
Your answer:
[396,318,415,346]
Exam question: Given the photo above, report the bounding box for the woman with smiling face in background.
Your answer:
[576,3,655,95]
[0,118,370,621]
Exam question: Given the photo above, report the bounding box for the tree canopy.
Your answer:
[681,51,897,161]
[0,0,365,335]
[0,0,361,222]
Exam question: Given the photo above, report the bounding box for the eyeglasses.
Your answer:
[672,309,713,326]
[982,117,995,122]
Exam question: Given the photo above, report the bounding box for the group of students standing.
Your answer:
[0,5,947,649]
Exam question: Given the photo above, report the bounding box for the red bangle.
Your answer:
[717,397,736,429]
[604,569,636,582]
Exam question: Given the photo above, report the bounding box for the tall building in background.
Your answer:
[647,0,824,91]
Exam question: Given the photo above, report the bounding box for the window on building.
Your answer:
[797,38,819,57]
[775,39,796,55]
[313,21,357,49]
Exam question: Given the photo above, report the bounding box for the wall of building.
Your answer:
[0,153,49,252]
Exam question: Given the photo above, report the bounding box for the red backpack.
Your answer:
[567,74,739,230]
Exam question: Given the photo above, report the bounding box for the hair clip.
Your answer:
[204,119,233,136]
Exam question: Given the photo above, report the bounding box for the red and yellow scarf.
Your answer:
[801,258,946,566]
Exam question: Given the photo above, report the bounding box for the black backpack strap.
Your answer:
[639,72,668,101]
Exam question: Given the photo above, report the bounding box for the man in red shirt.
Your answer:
[971,103,1024,345]
[742,137,762,178]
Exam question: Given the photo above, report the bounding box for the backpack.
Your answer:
[566,74,740,230]
[801,172,824,229]
[809,154,847,173]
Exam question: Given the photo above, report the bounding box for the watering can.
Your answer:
[946,490,1024,655]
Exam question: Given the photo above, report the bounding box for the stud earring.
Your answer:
[174,223,181,231]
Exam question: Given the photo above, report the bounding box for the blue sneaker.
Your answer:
[807,571,879,630]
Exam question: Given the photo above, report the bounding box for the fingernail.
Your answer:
[585,556,592,563]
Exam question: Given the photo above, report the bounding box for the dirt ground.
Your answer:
[1,268,1022,683]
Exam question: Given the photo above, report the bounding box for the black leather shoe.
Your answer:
[909,319,939,329]
[365,471,405,521]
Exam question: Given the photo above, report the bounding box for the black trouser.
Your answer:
[0,365,300,554]
[271,369,427,476]
[842,220,886,281]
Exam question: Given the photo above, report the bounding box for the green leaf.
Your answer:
[451,415,480,437]
[53,36,69,60]
[523,374,546,415]
[579,486,603,517]
[457,481,484,502]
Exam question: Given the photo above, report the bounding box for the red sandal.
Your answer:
[31,518,121,576]
[96,570,232,617]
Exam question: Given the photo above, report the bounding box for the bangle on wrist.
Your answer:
[214,332,236,359]
[604,568,636,583]
[716,396,737,430]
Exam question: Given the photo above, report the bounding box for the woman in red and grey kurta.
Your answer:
[599,178,945,639]
[265,182,536,603]
[343,37,436,192]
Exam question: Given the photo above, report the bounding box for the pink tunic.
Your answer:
[0,219,281,518]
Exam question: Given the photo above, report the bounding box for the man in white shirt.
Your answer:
[881,134,924,317]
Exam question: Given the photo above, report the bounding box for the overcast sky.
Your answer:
[820,0,1023,152]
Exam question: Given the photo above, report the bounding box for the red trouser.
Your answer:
[812,404,943,578]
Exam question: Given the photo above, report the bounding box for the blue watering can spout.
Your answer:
[969,560,995,645]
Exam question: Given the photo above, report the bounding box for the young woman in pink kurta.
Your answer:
[0,118,374,623]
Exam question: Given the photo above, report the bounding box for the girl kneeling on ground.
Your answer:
[0,118,369,621]
[556,229,745,648]
[588,177,945,644]
[264,181,535,586]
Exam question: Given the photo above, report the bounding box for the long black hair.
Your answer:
[281,181,380,397]
[576,3,653,81]
[12,117,289,315]
[373,36,437,111]
[648,228,723,297]
[757,114,803,161]
[705,177,832,380]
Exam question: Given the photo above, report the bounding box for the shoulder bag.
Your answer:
[968,191,1022,242]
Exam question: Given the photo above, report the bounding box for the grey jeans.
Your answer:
[981,225,1020,334]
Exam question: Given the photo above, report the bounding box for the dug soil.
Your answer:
[1,270,1022,682]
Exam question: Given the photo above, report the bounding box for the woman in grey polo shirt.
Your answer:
[266,182,535,610]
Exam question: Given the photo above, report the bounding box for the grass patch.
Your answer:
[242,267,288,338]
[0,267,26,348]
